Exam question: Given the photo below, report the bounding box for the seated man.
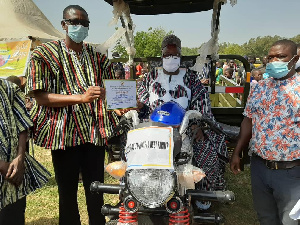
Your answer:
[137,35,228,209]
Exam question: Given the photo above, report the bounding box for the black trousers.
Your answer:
[0,197,26,225]
[51,143,106,225]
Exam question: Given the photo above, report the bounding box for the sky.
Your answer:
[32,0,300,49]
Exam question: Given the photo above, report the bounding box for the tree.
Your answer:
[291,34,300,45]
[134,27,173,57]
[113,27,173,58]
[242,35,282,58]
[113,30,300,59]
[218,42,245,56]
[113,39,128,58]
[181,47,199,56]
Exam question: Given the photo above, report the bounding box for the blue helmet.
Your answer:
[150,101,186,126]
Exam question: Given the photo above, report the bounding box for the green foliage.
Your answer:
[113,27,300,59]
[219,34,300,59]
[181,47,199,56]
[219,42,246,56]
[113,27,173,58]
[113,39,128,58]
[290,34,300,44]
[241,35,282,57]
[134,27,173,57]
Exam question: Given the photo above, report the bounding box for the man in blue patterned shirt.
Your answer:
[231,40,300,225]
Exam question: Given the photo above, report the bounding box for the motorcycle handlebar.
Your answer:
[90,181,125,194]
[187,190,235,203]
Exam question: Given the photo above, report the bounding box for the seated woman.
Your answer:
[137,35,228,204]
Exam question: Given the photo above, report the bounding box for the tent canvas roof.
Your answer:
[0,0,64,40]
[104,0,214,15]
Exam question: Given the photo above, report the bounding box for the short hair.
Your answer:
[251,68,262,76]
[63,5,88,19]
[161,34,181,50]
[225,68,234,74]
[271,39,297,55]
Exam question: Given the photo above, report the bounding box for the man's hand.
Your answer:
[0,161,10,176]
[137,101,144,110]
[114,108,132,116]
[81,86,106,103]
[230,154,241,175]
[114,100,144,116]
[6,155,25,186]
[201,78,209,85]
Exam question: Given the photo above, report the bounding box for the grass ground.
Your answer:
[25,146,259,225]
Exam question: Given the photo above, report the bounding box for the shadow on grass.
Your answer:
[44,176,57,187]
[26,217,59,225]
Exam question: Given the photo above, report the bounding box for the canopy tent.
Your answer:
[104,0,214,15]
[0,0,64,79]
[103,0,237,71]
[0,0,64,41]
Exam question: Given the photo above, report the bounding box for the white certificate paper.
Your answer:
[104,79,137,110]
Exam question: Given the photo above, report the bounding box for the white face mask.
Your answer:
[295,57,300,70]
[163,56,180,72]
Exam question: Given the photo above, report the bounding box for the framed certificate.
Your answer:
[104,79,137,110]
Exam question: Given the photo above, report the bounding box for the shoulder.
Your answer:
[148,67,159,79]
[34,40,60,53]
[0,80,19,97]
[185,69,207,93]
[31,40,61,60]
[85,43,105,57]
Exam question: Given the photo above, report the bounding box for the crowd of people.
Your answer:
[0,4,299,225]
[214,56,268,86]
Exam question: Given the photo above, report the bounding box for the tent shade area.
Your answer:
[0,0,63,41]
[104,0,214,15]
[0,0,64,78]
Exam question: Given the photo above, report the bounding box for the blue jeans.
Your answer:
[251,156,300,225]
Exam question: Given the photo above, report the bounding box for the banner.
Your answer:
[125,126,174,170]
[0,39,32,78]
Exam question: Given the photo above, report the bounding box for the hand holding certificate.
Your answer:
[104,79,137,110]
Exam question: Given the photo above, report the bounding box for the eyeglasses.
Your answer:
[63,19,90,27]
[162,54,181,59]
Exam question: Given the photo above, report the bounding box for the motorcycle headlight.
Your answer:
[127,169,175,208]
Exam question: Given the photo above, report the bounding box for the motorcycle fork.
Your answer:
[169,207,190,225]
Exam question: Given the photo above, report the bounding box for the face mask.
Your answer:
[67,25,88,43]
[295,58,300,70]
[163,56,180,72]
[265,56,296,79]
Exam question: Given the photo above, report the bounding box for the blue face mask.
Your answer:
[67,25,88,43]
[265,56,296,79]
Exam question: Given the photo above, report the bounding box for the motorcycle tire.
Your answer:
[106,219,118,225]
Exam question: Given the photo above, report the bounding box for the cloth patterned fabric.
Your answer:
[244,73,300,161]
[137,67,227,189]
[25,40,119,150]
[0,80,50,210]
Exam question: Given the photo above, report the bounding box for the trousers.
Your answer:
[251,156,300,225]
[51,143,106,225]
[0,197,26,225]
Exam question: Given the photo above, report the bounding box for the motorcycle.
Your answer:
[91,101,239,225]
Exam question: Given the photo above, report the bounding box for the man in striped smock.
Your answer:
[26,5,119,225]
[0,79,50,225]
